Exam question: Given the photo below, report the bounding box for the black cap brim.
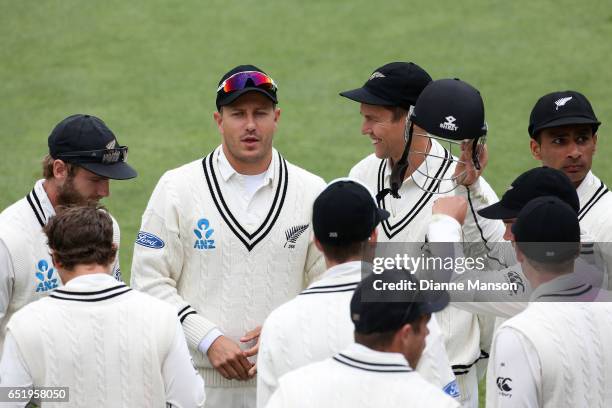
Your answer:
[218,88,278,107]
[339,87,394,106]
[80,162,138,180]
[477,201,519,220]
[531,116,601,136]
[419,289,450,315]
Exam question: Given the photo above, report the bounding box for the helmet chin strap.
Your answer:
[376,121,414,202]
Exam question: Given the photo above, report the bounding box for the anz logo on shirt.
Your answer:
[194,218,215,250]
[35,259,59,293]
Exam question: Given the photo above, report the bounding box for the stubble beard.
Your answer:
[56,176,96,207]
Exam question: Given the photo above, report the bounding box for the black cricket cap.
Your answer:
[216,64,278,110]
[513,196,580,263]
[528,90,600,137]
[339,62,432,110]
[478,167,578,220]
[350,269,449,335]
[313,179,389,246]
[48,114,137,180]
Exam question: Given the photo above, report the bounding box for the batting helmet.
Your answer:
[384,78,488,197]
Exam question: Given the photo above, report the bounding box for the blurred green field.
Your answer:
[3,1,611,405]
[3,0,612,276]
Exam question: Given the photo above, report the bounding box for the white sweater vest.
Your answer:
[266,343,459,408]
[492,301,612,407]
[7,282,176,408]
[131,148,326,388]
[0,185,121,353]
[258,262,458,407]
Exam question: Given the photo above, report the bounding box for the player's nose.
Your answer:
[361,121,371,136]
[567,142,581,159]
[98,179,110,198]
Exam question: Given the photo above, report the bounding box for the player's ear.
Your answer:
[213,110,224,134]
[314,237,323,253]
[592,133,598,154]
[397,322,416,346]
[273,107,281,125]
[369,228,378,243]
[50,252,62,269]
[530,138,542,160]
[52,159,69,181]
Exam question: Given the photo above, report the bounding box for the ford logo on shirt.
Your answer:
[136,231,165,249]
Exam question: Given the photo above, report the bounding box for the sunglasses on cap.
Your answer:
[55,146,129,165]
[216,71,277,94]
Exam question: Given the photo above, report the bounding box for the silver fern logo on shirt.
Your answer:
[194,218,216,250]
[284,224,309,249]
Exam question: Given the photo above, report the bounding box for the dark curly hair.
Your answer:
[44,204,116,270]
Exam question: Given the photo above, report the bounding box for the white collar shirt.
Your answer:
[216,147,276,233]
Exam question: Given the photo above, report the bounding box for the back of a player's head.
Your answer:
[513,196,580,272]
[350,269,448,349]
[478,167,579,220]
[44,204,117,271]
[312,179,389,263]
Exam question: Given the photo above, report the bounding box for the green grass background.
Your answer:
[2,2,611,404]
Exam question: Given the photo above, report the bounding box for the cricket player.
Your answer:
[527,90,612,285]
[428,166,606,316]
[0,114,136,354]
[341,68,504,407]
[131,65,326,408]
[0,205,205,407]
[257,179,458,407]
[265,269,459,408]
[487,196,612,407]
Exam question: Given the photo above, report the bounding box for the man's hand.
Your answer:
[454,140,488,186]
[241,326,262,377]
[207,336,253,381]
[433,196,468,225]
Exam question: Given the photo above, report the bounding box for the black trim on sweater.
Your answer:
[50,288,132,302]
[26,192,45,228]
[377,149,453,239]
[54,284,127,296]
[300,283,359,295]
[202,149,289,251]
[333,353,413,373]
[579,180,609,221]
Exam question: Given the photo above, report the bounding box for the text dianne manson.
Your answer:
[373,279,519,292]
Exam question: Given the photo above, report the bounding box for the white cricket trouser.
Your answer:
[456,368,479,408]
[204,385,256,408]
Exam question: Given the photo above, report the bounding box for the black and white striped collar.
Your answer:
[26,179,55,228]
[300,261,363,295]
[377,141,453,239]
[50,273,131,302]
[531,272,595,301]
[202,146,289,252]
[332,343,413,373]
[577,171,609,221]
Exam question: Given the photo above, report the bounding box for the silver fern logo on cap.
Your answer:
[284,224,309,249]
[554,96,573,110]
[369,71,386,80]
